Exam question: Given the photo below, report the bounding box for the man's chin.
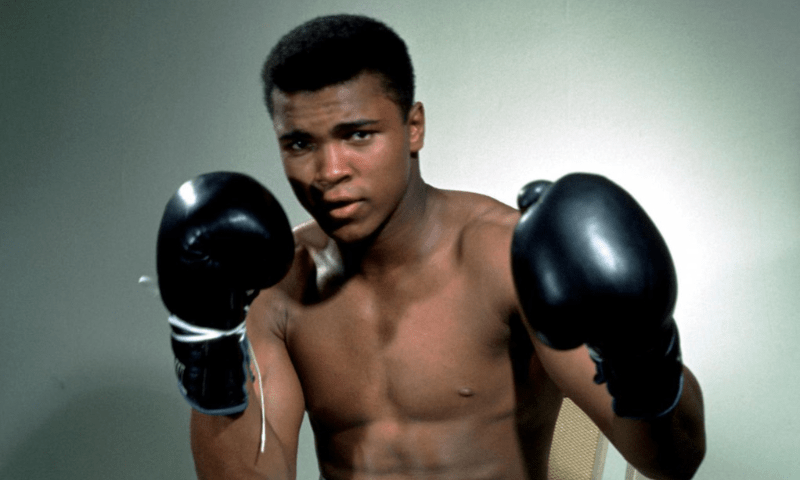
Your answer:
[318,218,365,244]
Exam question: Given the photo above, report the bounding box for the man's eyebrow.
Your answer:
[278,130,312,142]
[278,120,379,142]
[332,119,379,135]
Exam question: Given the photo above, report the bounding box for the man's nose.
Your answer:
[315,142,350,187]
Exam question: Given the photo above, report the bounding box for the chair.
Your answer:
[547,397,651,480]
[625,464,652,480]
[547,397,609,480]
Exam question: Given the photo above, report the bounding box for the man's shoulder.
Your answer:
[435,188,518,271]
[254,219,323,305]
[287,219,347,302]
[438,189,521,313]
[292,219,329,251]
[440,189,519,246]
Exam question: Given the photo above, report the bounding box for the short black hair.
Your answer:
[262,14,415,119]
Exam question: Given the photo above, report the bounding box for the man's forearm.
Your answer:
[610,367,706,480]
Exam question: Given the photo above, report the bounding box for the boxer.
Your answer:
[157,14,706,480]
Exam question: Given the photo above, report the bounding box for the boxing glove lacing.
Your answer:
[168,315,247,343]
[168,315,268,453]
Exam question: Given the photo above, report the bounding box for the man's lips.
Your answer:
[322,198,363,219]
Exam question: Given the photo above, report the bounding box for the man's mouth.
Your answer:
[325,199,362,219]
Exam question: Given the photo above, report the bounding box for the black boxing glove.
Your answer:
[157,172,294,415]
[511,173,683,419]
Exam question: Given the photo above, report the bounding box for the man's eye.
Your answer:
[350,131,372,141]
[287,140,310,152]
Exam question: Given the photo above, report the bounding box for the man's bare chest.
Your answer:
[285,271,518,431]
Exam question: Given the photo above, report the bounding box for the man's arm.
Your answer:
[191,288,306,480]
[533,339,706,480]
[155,172,304,479]
[509,173,706,479]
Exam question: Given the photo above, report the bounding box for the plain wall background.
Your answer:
[2,1,798,478]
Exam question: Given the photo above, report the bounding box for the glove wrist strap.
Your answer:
[589,322,684,419]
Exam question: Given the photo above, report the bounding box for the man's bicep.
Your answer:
[531,336,617,435]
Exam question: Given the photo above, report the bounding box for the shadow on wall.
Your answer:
[1,384,195,480]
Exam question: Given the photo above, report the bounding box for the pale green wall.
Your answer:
[2,1,798,479]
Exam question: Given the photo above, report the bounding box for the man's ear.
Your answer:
[407,102,425,153]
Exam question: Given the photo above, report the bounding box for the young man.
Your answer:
[157,14,705,480]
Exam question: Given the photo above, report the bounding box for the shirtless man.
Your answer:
[156,14,706,480]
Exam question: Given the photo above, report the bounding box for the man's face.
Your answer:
[271,73,424,243]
